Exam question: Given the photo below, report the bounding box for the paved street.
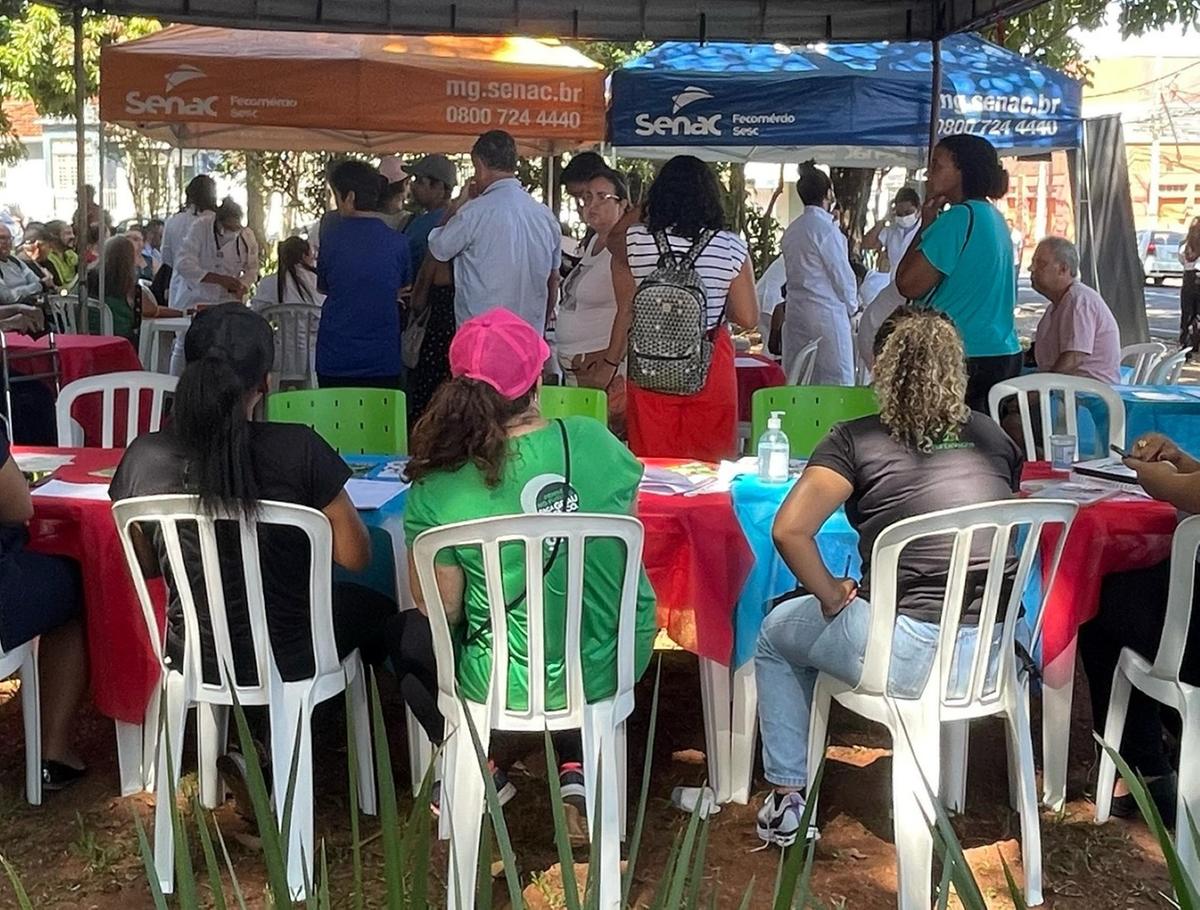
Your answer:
[1015,276,1184,345]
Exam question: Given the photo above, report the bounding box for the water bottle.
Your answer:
[757,410,790,483]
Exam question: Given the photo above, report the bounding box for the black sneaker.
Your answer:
[755,790,819,847]
[1111,772,1178,828]
[430,761,517,817]
[41,760,86,792]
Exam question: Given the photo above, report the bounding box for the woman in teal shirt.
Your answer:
[897,135,1020,412]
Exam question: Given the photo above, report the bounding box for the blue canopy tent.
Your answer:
[609,34,1082,166]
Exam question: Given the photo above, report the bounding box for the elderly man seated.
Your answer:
[1029,236,1120,384]
[0,223,45,306]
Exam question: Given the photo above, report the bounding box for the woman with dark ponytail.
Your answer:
[251,235,322,311]
[897,134,1022,412]
[111,306,434,803]
[400,307,657,833]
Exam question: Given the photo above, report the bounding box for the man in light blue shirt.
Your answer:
[427,130,562,331]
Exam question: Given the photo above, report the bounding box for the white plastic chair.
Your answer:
[84,297,114,336]
[412,513,643,910]
[988,373,1125,462]
[260,302,321,391]
[1150,347,1192,385]
[1120,342,1167,385]
[786,338,821,385]
[1095,514,1200,887]
[138,314,191,375]
[111,495,376,899]
[46,296,78,334]
[0,637,42,806]
[807,500,1076,909]
[55,371,177,447]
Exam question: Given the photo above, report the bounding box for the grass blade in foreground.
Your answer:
[772,757,824,910]
[544,730,582,910]
[1000,853,1029,910]
[664,783,706,907]
[0,854,35,910]
[623,657,663,905]
[163,722,199,910]
[229,694,291,902]
[342,685,365,910]
[191,796,229,910]
[213,822,250,910]
[368,672,404,907]
[132,812,171,910]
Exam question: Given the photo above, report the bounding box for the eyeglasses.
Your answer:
[576,192,623,205]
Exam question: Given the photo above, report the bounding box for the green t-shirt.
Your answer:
[90,294,136,341]
[404,416,657,711]
[917,200,1019,358]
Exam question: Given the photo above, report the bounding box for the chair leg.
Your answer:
[939,720,969,814]
[197,704,229,809]
[890,703,940,910]
[805,676,833,810]
[349,663,377,816]
[19,645,41,807]
[1041,637,1078,811]
[1174,709,1200,888]
[730,659,758,805]
[142,684,162,793]
[698,657,732,803]
[441,701,491,910]
[1007,677,1044,906]
[270,686,315,900]
[115,720,146,797]
[406,705,434,798]
[582,705,623,910]
[616,720,628,839]
[153,676,188,896]
[1094,664,1133,824]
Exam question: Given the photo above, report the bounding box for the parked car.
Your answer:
[1137,229,1186,284]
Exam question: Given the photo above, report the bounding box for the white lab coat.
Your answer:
[781,206,858,385]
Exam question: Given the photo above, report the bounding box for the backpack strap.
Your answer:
[652,229,681,268]
[681,229,717,270]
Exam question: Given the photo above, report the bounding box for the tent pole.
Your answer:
[927,38,942,173]
[98,119,106,310]
[73,3,87,309]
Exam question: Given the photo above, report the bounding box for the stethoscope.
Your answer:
[212,221,248,265]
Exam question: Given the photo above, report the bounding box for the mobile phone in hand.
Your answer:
[1110,443,1128,458]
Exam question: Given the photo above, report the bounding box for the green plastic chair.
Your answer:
[750,385,878,458]
[267,388,408,455]
[540,386,608,423]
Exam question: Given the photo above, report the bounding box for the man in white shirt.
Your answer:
[169,198,259,373]
[427,129,562,330]
[781,165,859,385]
[856,187,923,377]
[755,255,786,360]
[0,224,45,305]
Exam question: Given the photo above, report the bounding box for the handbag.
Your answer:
[402,302,430,369]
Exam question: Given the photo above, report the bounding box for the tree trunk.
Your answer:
[245,151,267,258]
[729,164,747,236]
[830,167,875,254]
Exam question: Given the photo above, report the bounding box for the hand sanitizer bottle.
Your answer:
[757,411,790,483]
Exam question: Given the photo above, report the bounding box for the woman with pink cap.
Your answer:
[399,307,657,838]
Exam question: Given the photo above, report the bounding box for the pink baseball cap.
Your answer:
[449,308,550,400]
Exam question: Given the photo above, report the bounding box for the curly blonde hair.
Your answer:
[873,308,970,453]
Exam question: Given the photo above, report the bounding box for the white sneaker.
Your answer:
[755,790,819,847]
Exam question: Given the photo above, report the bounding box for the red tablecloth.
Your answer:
[5,333,143,446]
[735,353,787,423]
[19,448,754,724]
[19,447,163,724]
[1025,462,1178,663]
[638,460,755,664]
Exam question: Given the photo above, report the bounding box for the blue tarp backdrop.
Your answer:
[609,35,1082,166]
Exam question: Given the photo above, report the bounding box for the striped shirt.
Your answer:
[625,224,748,330]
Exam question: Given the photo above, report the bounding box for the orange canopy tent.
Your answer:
[99,26,606,155]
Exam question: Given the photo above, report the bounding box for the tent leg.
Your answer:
[927,38,942,173]
[98,119,106,308]
[73,4,87,308]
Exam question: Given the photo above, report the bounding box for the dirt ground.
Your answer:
[0,650,1178,909]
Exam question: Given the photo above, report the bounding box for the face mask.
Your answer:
[895,213,919,229]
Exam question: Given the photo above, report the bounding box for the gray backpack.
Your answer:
[628,229,717,395]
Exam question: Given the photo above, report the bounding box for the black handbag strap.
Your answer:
[915,202,976,308]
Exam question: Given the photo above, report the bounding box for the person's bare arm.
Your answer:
[725,258,759,329]
[407,551,465,624]
[580,230,636,379]
[1048,351,1086,375]
[768,303,785,356]
[771,465,856,616]
[1131,432,1200,474]
[321,490,371,573]
[1124,458,1200,513]
[545,269,560,331]
[861,220,886,253]
[0,454,33,524]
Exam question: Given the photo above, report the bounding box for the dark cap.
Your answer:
[407,154,458,188]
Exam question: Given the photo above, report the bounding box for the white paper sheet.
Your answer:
[14,453,75,473]
[30,480,112,501]
[346,478,408,511]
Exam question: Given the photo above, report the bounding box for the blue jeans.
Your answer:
[755,595,1009,788]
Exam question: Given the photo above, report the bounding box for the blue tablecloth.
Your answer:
[335,455,411,601]
[729,474,861,667]
[1117,384,1200,453]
